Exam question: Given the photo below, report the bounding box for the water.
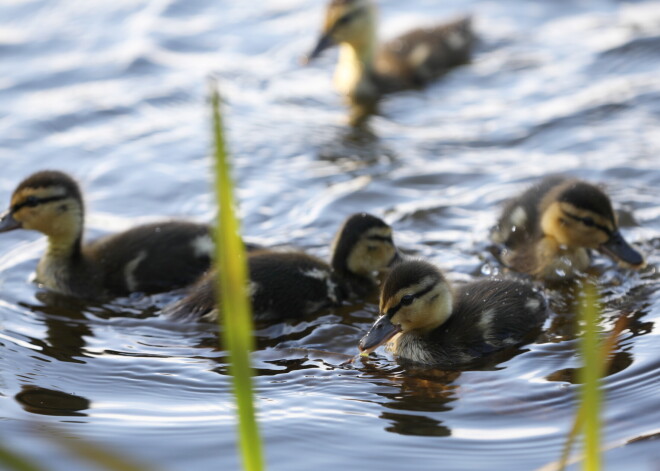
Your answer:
[1,0,660,470]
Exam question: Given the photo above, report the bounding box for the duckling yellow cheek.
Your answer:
[13,207,40,230]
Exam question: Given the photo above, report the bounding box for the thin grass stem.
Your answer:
[210,79,265,471]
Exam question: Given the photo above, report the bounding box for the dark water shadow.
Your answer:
[316,125,398,167]
[18,290,162,364]
[15,385,91,418]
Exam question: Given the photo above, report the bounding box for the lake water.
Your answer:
[1,0,660,470]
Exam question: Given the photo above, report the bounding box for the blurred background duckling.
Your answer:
[0,170,214,299]
[359,260,547,367]
[304,0,473,125]
[165,212,401,321]
[491,176,645,280]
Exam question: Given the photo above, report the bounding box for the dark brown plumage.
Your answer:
[0,170,213,299]
[165,251,344,322]
[359,260,547,367]
[491,176,644,279]
[164,212,401,321]
[306,0,473,124]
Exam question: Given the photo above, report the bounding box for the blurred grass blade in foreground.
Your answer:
[210,79,265,471]
[541,281,607,471]
[577,281,602,471]
[0,445,46,471]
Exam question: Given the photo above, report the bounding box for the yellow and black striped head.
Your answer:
[0,170,84,240]
[540,180,644,267]
[331,212,400,278]
[306,0,376,62]
[359,260,453,353]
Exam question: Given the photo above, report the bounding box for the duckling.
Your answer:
[165,212,401,321]
[305,0,473,124]
[491,176,645,280]
[0,170,214,299]
[359,260,547,367]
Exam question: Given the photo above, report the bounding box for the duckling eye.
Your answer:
[336,7,363,26]
[401,294,414,306]
[337,14,352,25]
[367,245,378,252]
[582,217,595,227]
[25,196,40,207]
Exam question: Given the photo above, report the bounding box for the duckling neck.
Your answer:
[421,294,454,334]
[335,38,378,101]
[43,209,84,260]
[534,236,590,278]
[337,269,376,298]
[45,234,82,259]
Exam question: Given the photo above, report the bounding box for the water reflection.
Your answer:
[383,412,451,437]
[1,0,659,469]
[317,125,397,167]
[16,385,90,417]
[545,350,634,384]
[17,293,93,364]
[352,358,461,436]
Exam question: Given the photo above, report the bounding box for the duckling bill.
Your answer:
[165,212,401,321]
[359,260,547,367]
[491,176,645,279]
[0,170,214,299]
[306,0,473,125]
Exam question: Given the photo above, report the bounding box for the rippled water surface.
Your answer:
[1,0,660,470]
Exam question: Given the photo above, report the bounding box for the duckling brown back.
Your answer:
[361,260,547,367]
[376,16,473,91]
[165,251,344,322]
[306,0,474,125]
[428,279,547,366]
[491,176,644,278]
[164,212,400,322]
[492,175,568,248]
[0,170,214,299]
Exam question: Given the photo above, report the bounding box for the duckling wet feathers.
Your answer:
[0,171,213,299]
[491,176,645,280]
[306,0,473,124]
[359,260,547,367]
[165,213,401,322]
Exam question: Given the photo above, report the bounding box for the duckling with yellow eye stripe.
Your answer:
[305,0,473,125]
[165,213,401,322]
[359,260,547,367]
[491,176,645,280]
[0,170,216,299]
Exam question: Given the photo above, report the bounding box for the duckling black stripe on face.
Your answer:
[386,282,435,317]
[561,211,612,235]
[332,6,366,30]
[11,195,69,214]
[367,235,393,243]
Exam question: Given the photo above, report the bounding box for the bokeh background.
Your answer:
[1,0,659,470]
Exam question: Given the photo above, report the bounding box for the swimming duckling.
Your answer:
[0,170,214,299]
[305,0,473,124]
[491,176,645,280]
[359,260,547,367]
[165,212,401,321]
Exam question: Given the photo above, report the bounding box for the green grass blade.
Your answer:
[578,281,602,471]
[210,80,264,471]
[0,445,47,471]
[539,309,629,471]
[46,428,156,471]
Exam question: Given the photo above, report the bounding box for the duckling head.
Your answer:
[0,171,84,248]
[539,181,644,268]
[359,260,453,354]
[305,0,377,62]
[331,212,400,279]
